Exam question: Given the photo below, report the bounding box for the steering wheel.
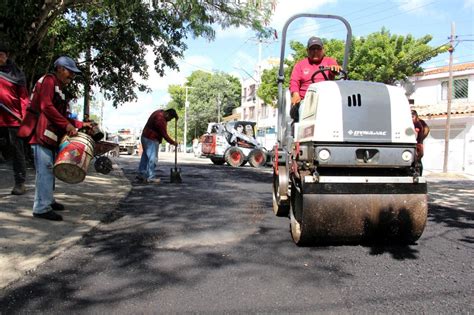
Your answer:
[310,66,348,83]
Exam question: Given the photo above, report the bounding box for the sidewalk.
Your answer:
[424,169,474,181]
[0,157,131,290]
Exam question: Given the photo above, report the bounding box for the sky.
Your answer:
[95,0,474,133]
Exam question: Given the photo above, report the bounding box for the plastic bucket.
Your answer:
[53,132,95,184]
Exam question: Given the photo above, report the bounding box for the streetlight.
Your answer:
[184,85,194,153]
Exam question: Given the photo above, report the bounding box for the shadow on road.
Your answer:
[2,162,471,312]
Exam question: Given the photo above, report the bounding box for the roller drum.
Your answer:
[291,187,428,245]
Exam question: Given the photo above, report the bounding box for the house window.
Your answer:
[249,106,255,120]
[247,84,256,102]
[261,103,267,118]
[441,78,468,100]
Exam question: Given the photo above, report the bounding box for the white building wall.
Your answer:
[422,116,474,174]
[411,80,439,104]
[408,64,474,175]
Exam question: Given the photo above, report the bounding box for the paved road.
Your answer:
[1,154,473,313]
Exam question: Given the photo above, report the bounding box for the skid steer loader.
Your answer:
[201,121,268,168]
[272,14,428,245]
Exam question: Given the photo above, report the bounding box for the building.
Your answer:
[408,62,474,174]
[239,58,279,150]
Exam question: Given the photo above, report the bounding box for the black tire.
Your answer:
[272,168,289,217]
[94,156,113,174]
[248,149,267,168]
[289,179,309,246]
[225,147,244,167]
[210,157,225,165]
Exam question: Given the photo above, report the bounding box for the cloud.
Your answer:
[464,0,474,8]
[270,0,336,30]
[394,0,438,15]
[101,93,158,133]
[215,0,334,40]
[136,47,215,91]
[102,50,215,132]
[215,25,252,39]
[232,50,257,71]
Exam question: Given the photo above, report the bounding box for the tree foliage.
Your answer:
[349,28,444,83]
[257,28,447,107]
[0,0,273,107]
[166,70,241,143]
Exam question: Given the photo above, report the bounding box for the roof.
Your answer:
[411,62,474,117]
[411,102,474,118]
[415,62,474,77]
[222,112,241,122]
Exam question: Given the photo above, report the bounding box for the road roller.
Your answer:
[272,14,428,245]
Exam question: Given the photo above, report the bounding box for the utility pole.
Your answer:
[183,85,195,152]
[217,94,221,123]
[257,38,262,82]
[443,22,455,173]
[100,99,104,127]
[83,48,91,119]
[184,86,190,152]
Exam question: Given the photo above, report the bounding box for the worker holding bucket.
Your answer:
[18,56,91,221]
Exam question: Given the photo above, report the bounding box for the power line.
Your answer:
[179,59,215,73]
[218,2,422,68]
[286,1,404,36]
[287,0,441,38]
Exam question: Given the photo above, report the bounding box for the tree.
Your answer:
[349,28,445,84]
[166,70,241,143]
[257,29,447,107]
[0,0,274,107]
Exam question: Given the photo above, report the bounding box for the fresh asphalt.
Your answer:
[0,153,473,313]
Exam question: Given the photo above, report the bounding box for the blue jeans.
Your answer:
[0,127,26,184]
[138,136,159,180]
[32,144,55,214]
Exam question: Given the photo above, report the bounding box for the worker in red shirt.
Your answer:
[289,36,341,121]
[136,108,178,184]
[18,56,91,221]
[0,42,29,195]
[412,110,430,175]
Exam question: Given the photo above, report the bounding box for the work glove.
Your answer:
[329,65,342,73]
[290,103,300,122]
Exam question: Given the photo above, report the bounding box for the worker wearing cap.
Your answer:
[19,56,91,221]
[0,42,29,195]
[289,36,341,121]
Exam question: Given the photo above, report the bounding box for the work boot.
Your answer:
[33,211,63,221]
[146,178,161,184]
[11,183,26,195]
[134,175,146,183]
[51,202,65,211]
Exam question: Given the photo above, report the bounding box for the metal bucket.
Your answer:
[53,132,95,184]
